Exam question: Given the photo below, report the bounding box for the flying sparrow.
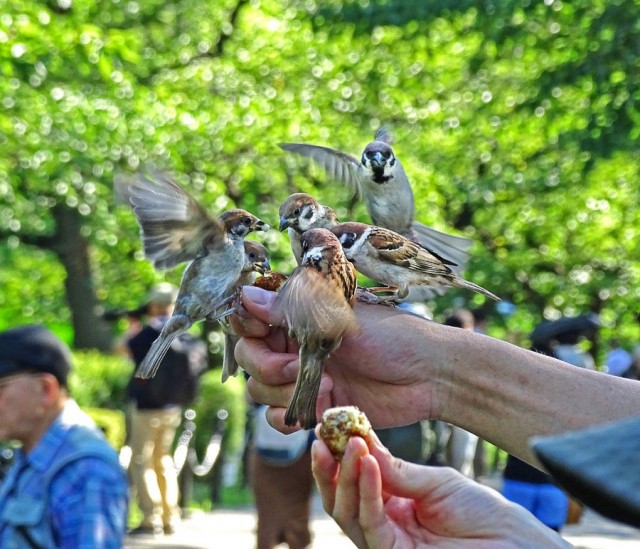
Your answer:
[221,240,271,383]
[272,228,358,429]
[118,172,269,378]
[279,128,472,274]
[331,221,499,302]
[278,193,340,264]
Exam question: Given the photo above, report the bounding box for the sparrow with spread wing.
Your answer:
[278,193,340,264]
[279,129,472,274]
[220,240,271,383]
[118,172,269,379]
[272,228,358,429]
[331,222,499,302]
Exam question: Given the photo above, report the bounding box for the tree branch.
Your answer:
[0,229,56,250]
[137,0,250,84]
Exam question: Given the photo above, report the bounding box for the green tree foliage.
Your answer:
[1,0,638,355]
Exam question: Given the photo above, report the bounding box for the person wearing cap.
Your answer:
[125,283,207,537]
[0,324,128,548]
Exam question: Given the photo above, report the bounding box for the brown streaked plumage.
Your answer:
[273,228,358,429]
[278,193,340,264]
[332,222,500,302]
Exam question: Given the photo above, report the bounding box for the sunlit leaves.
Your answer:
[0,0,638,350]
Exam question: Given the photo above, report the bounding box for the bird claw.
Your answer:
[355,287,398,307]
[208,289,242,323]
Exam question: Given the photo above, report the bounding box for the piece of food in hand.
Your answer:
[252,270,288,292]
[319,406,372,460]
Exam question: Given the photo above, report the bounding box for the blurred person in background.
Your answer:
[442,309,481,477]
[0,325,128,548]
[125,283,208,537]
[501,316,601,532]
[250,401,315,549]
[605,339,633,377]
[550,331,596,370]
[622,345,640,380]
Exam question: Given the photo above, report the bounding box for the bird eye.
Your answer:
[293,208,301,216]
[339,232,357,248]
[243,217,252,226]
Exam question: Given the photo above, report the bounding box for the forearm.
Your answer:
[433,325,640,465]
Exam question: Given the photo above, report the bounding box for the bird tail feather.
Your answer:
[455,279,500,302]
[284,347,327,430]
[412,222,473,275]
[135,330,181,379]
[221,331,239,383]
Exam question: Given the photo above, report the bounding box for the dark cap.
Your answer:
[0,325,72,386]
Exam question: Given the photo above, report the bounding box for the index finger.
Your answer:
[311,435,340,515]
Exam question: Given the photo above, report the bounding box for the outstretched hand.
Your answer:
[311,430,569,549]
[231,285,438,432]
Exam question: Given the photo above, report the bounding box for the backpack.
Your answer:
[129,327,208,408]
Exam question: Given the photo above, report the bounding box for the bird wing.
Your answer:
[119,172,225,270]
[279,143,364,198]
[411,221,472,275]
[274,267,357,340]
[369,227,454,276]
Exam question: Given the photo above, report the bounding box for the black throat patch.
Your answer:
[371,166,391,184]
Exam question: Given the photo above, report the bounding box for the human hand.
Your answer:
[312,430,569,549]
[231,286,438,432]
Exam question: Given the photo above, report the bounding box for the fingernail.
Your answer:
[242,285,271,305]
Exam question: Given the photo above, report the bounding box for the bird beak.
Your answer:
[370,151,384,167]
[279,216,290,232]
[253,220,270,232]
[254,259,270,274]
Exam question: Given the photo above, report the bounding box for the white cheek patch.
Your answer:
[299,213,317,231]
[305,246,325,262]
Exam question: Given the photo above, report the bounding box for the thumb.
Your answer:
[367,431,451,499]
[241,286,282,324]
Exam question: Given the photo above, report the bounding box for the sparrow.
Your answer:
[221,240,271,383]
[279,128,472,274]
[118,172,269,379]
[278,193,401,307]
[278,193,340,264]
[272,228,358,429]
[331,222,499,302]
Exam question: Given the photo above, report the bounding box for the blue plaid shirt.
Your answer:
[0,400,128,548]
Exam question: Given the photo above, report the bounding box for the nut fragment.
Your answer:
[253,270,288,292]
[319,406,371,460]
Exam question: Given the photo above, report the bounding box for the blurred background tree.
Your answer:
[1,0,638,355]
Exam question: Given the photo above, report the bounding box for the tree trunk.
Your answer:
[50,205,113,351]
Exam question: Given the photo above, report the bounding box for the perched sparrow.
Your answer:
[278,193,401,307]
[280,128,472,274]
[331,222,499,302]
[221,240,271,383]
[278,193,340,264]
[272,228,358,429]
[118,172,269,378]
